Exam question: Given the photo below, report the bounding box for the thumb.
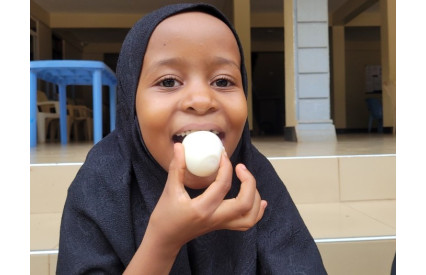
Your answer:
[166,143,187,190]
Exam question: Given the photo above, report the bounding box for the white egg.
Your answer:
[182,131,224,177]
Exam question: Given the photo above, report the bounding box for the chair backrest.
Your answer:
[365,98,382,119]
[69,105,91,118]
[37,91,59,113]
[37,91,49,102]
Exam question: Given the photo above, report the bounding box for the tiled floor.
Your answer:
[297,201,396,240]
[30,133,396,164]
[252,133,396,158]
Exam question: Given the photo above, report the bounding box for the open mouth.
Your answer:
[172,130,224,143]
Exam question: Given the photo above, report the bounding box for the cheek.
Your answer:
[229,93,248,127]
[224,94,248,154]
[136,94,174,171]
[236,99,248,125]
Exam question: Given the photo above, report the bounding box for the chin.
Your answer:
[183,170,217,190]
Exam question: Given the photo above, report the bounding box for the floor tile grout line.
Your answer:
[30,235,397,255]
[30,154,396,166]
[344,202,396,230]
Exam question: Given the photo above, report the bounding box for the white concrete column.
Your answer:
[233,0,253,130]
[284,0,336,142]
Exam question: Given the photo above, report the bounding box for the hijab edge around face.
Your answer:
[116,3,248,128]
[114,3,251,173]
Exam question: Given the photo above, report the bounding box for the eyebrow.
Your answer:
[151,57,185,68]
[147,56,240,72]
[212,56,240,70]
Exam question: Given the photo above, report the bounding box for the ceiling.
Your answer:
[33,0,349,14]
[31,0,354,47]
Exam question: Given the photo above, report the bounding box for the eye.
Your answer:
[157,76,182,88]
[212,77,234,88]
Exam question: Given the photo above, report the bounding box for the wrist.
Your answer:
[124,223,181,274]
[143,222,182,258]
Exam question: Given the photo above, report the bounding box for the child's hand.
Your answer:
[147,142,267,251]
[127,143,267,274]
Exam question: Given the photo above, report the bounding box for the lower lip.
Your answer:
[172,132,225,144]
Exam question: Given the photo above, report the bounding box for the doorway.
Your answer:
[251,52,285,136]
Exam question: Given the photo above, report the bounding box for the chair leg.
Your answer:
[87,119,93,141]
[48,120,56,141]
[377,118,383,133]
[72,122,78,141]
[48,119,60,142]
[368,116,373,133]
[83,120,88,141]
[67,117,73,142]
[37,117,46,143]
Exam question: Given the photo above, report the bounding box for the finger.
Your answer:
[235,164,268,223]
[165,143,187,192]
[234,188,261,228]
[234,163,257,212]
[212,165,267,231]
[237,171,267,228]
[249,190,264,224]
[193,151,233,212]
[208,163,256,223]
[215,192,267,231]
[256,200,268,223]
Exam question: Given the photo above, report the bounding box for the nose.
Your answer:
[181,82,217,114]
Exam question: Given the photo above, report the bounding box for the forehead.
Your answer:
[154,11,233,37]
[145,11,240,58]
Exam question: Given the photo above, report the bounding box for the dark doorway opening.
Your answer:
[251,52,285,136]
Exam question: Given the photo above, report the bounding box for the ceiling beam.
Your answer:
[332,0,379,25]
[30,0,50,26]
[50,13,144,28]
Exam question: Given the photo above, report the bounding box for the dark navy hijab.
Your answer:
[116,3,250,173]
[57,3,326,274]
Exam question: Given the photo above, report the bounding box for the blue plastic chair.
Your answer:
[365,98,383,133]
[30,60,117,147]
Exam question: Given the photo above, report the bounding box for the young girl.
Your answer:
[57,3,326,274]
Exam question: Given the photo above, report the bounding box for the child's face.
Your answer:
[136,12,247,182]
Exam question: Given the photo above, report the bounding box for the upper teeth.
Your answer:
[176,130,219,138]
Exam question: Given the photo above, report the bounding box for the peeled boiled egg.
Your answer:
[182,131,224,177]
